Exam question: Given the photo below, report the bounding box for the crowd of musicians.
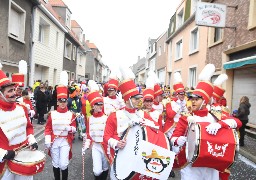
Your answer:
[0,61,247,180]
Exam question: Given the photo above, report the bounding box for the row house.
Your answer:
[86,40,103,83]
[206,0,256,126]
[49,0,80,83]
[132,56,146,85]
[0,0,40,84]
[166,0,208,89]
[156,32,168,85]
[31,0,67,86]
[146,38,157,75]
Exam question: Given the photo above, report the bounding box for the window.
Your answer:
[158,46,162,56]
[38,17,50,45]
[190,27,199,53]
[65,40,72,59]
[71,72,75,80]
[189,67,197,88]
[208,27,223,47]
[175,39,183,60]
[8,1,26,42]
[177,9,184,28]
[66,12,71,29]
[72,46,76,60]
[191,0,199,14]
[248,0,256,29]
[214,28,222,43]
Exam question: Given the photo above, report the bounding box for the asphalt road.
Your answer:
[33,133,256,180]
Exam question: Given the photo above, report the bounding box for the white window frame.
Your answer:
[175,39,183,61]
[248,0,256,29]
[189,27,199,54]
[38,18,50,45]
[73,46,76,60]
[158,46,162,56]
[189,67,197,88]
[71,72,75,80]
[55,31,59,48]
[177,8,184,29]
[8,1,26,43]
[65,39,72,59]
[66,11,71,29]
[214,28,222,43]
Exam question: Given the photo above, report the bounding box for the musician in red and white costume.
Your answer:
[103,75,125,116]
[163,72,189,138]
[104,67,160,180]
[0,63,38,180]
[170,64,242,180]
[45,71,76,180]
[210,74,230,118]
[82,80,109,180]
[142,75,163,131]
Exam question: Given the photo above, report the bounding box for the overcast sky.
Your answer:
[63,0,181,70]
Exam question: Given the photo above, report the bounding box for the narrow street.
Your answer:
[34,132,256,180]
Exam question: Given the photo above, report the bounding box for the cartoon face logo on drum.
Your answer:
[142,149,170,174]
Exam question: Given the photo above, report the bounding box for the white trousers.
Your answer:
[92,143,109,176]
[110,164,117,180]
[1,168,33,180]
[181,164,219,180]
[50,138,70,170]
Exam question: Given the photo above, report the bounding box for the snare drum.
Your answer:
[114,125,171,180]
[8,150,46,176]
[186,122,239,172]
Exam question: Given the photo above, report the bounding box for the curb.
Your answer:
[239,148,256,164]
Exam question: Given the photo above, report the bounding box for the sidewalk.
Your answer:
[239,134,256,163]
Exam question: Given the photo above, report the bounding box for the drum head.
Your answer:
[114,125,145,180]
[14,150,46,164]
[186,123,199,162]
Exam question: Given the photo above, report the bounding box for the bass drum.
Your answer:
[186,122,239,172]
[114,125,170,180]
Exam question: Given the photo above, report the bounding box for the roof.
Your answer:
[86,40,97,49]
[48,0,67,8]
[71,20,81,28]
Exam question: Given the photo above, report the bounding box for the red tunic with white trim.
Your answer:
[163,99,188,134]
[0,100,34,175]
[103,96,125,116]
[103,107,159,165]
[152,102,163,114]
[146,108,163,132]
[45,107,76,159]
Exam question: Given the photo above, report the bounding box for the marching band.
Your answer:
[0,62,244,180]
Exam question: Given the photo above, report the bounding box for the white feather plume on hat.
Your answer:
[213,74,228,86]
[174,72,182,84]
[59,71,68,86]
[148,70,159,84]
[198,64,215,81]
[119,66,135,81]
[88,80,99,91]
[109,71,118,80]
[146,75,155,89]
[19,60,27,74]
[0,63,2,70]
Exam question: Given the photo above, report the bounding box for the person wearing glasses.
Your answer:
[45,71,76,180]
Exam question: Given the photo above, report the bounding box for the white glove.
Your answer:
[172,104,180,113]
[76,113,81,117]
[187,116,196,124]
[222,119,237,129]
[82,147,88,155]
[206,123,222,135]
[30,110,35,117]
[177,136,187,146]
[65,126,76,132]
[45,143,51,149]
